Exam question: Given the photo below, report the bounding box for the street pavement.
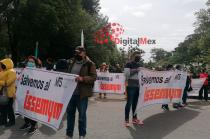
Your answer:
[0,94,210,139]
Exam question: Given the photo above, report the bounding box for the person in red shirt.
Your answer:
[199,69,209,102]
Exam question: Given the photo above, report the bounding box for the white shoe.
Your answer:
[79,136,86,139]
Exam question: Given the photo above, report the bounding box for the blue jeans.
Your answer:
[125,87,139,121]
[66,95,88,137]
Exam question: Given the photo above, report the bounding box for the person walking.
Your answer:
[19,56,41,134]
[114,64,123,73]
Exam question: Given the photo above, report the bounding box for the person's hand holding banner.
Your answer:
[75,76,84,82]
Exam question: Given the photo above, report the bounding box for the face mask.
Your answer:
[75,55,83,61]
[134,56,141,62]
[27,62,36,68]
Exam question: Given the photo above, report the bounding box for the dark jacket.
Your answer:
[68,56,97,99]
[184,76,191,91]
[124,61,143,87]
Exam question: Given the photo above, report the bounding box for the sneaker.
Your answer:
[124,121,130,127]
[79,136,86,139]
[19,124,31,130]
[173,104,180,109]
[162,105,169,111]
[132,118,144,126]
[27,127,37,135]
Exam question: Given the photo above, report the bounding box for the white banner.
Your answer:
[15,68,77,130]
[137,68,187,111]
[93,72,125,94]
[188,78,206,96]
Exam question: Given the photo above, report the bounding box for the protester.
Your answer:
[161,64,173,111]
[199,68,209,102]
[37,58,42,68]
[66,46,96,139]
[172,65,184,109]
[0,58,17,127]
[182,70,192,106]
[19,56,41,134]
[124,51,144,127]
[46,57,54,70]
[114,64,123,73]
[99,62,108,99]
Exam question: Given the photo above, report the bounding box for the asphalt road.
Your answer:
[0,95,210,139]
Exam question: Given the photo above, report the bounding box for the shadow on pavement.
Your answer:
[6,115,58,139]
[187,100,210,110]
[6,116,31,139]
[188,100,210,106]
[128,108,199,139]
[95,98,126,102]
[39,112,67,136]
[38,124,56,137]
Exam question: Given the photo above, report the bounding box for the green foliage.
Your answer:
[0,0,123,67]
[154,0,210,70]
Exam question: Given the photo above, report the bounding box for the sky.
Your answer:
[99,0,207,62]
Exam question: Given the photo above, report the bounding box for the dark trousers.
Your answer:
[66,95,88,137]
[0,98,15,124]
[199,85,208,101]
[182,89,188,104]
[24,117,37,128]
[125,87,139,121]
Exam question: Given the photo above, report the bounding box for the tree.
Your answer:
[150,48,171,63]
[0,0,124,68]
[81,0,101,15]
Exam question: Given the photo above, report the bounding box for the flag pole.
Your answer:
[35,41,39,58]
[81,30,84,47]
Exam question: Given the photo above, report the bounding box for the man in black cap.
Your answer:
[65,46,96,139]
